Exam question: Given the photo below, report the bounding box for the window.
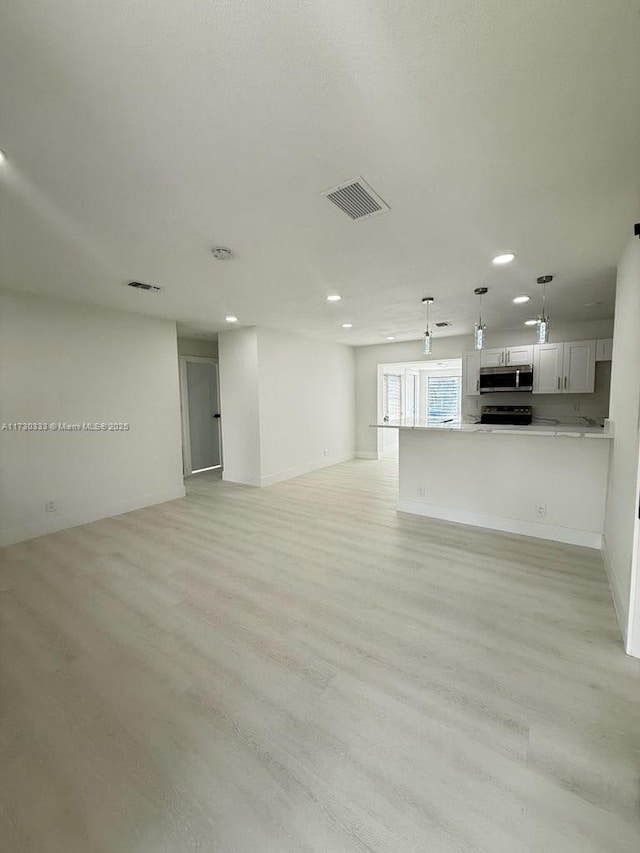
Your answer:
[383,373,402,420]
[426,375,461,421]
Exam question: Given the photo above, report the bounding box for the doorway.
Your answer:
[377,358,463,458]
[179,356,222,475]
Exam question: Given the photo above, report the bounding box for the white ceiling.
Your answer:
[1,0,639,346]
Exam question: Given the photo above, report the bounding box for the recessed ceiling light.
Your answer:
[342,323,353,329]
[212,246,233,260]
[0,149,6,164]
[225,315,238,323]
[386,335,395,341]
[524,319,538,326]
[513,295,530,304]
[327,294,341,302]
[493,253,515,265]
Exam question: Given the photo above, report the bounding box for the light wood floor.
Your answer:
[1,459,639,852]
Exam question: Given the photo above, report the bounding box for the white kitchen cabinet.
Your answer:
[533,340,596,394]
[563,339,596,393]
[480,348,504,368]
[505,344,534,365]
[464,351,481,395]
[481,345,533,367]
[533,343,564,394]
[596,338,613,361]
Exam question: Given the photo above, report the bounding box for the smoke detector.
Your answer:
[211,246,234,260]
[320,176,390,221]
[125,281,162,292]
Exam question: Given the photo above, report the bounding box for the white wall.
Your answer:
[0,291,185,546]
[217,327,262,486]
[177,336,218,359]
[356,319,614,457]
[603,236,640,656]
[257,329,355,485]
[218,327,355,486]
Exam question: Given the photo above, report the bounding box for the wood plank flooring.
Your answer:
[1,458,639,852]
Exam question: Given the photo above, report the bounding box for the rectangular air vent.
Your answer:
[321,176,390,221]
[126,281,162,292]
[435,321,452,328]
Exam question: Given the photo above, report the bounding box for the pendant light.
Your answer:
[422,297,434,355]
[474,287,488,350]
[536,275,553,344]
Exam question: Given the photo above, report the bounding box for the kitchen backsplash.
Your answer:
[463,362,611,425]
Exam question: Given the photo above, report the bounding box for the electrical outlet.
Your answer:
[45,500,56,512]
[573,401,581,412]
[535,503,547,518]
[417,486,425,497]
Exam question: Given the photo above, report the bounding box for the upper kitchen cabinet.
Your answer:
[480,348,504,368]
[506,345,534,365]
[533,343,564,394]
[480,345,533,367]
[533,340,596,394]
[464,350,481,395]
[596,338,613,361]
[563,339,596,393]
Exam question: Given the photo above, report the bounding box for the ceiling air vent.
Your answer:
[435,321,452,328]
[321,176,390,221]
[125,281,162,292]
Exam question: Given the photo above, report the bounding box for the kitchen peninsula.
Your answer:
[375,419,611,548]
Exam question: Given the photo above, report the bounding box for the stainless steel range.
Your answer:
[480,405,533,426]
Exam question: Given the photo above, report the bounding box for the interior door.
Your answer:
[185,359,221,472]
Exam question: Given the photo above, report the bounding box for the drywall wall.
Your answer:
[356,319,614,457]
[603,236,640,656]
[0,291,185,546]
[257,329,355,485]
[177,336,218,358]
[217,327,262,485]
[399,429,610,548]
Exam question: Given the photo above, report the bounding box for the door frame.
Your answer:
[179,355,222,475]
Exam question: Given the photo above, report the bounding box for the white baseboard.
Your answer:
[355,451,381,460]
[222,470,262,487]
[0,485,187,548]
[397,500,602,549]
[260,452,355,487]
[601,534,630,649]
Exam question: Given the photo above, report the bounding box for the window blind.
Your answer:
[427,376,461,420]
[383,374,402,420]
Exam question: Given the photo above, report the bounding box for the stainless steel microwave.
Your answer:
[479,364,533,393]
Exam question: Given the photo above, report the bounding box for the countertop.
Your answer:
[372,419,611,438]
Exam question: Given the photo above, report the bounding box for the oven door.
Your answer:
[479,365,533,393]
